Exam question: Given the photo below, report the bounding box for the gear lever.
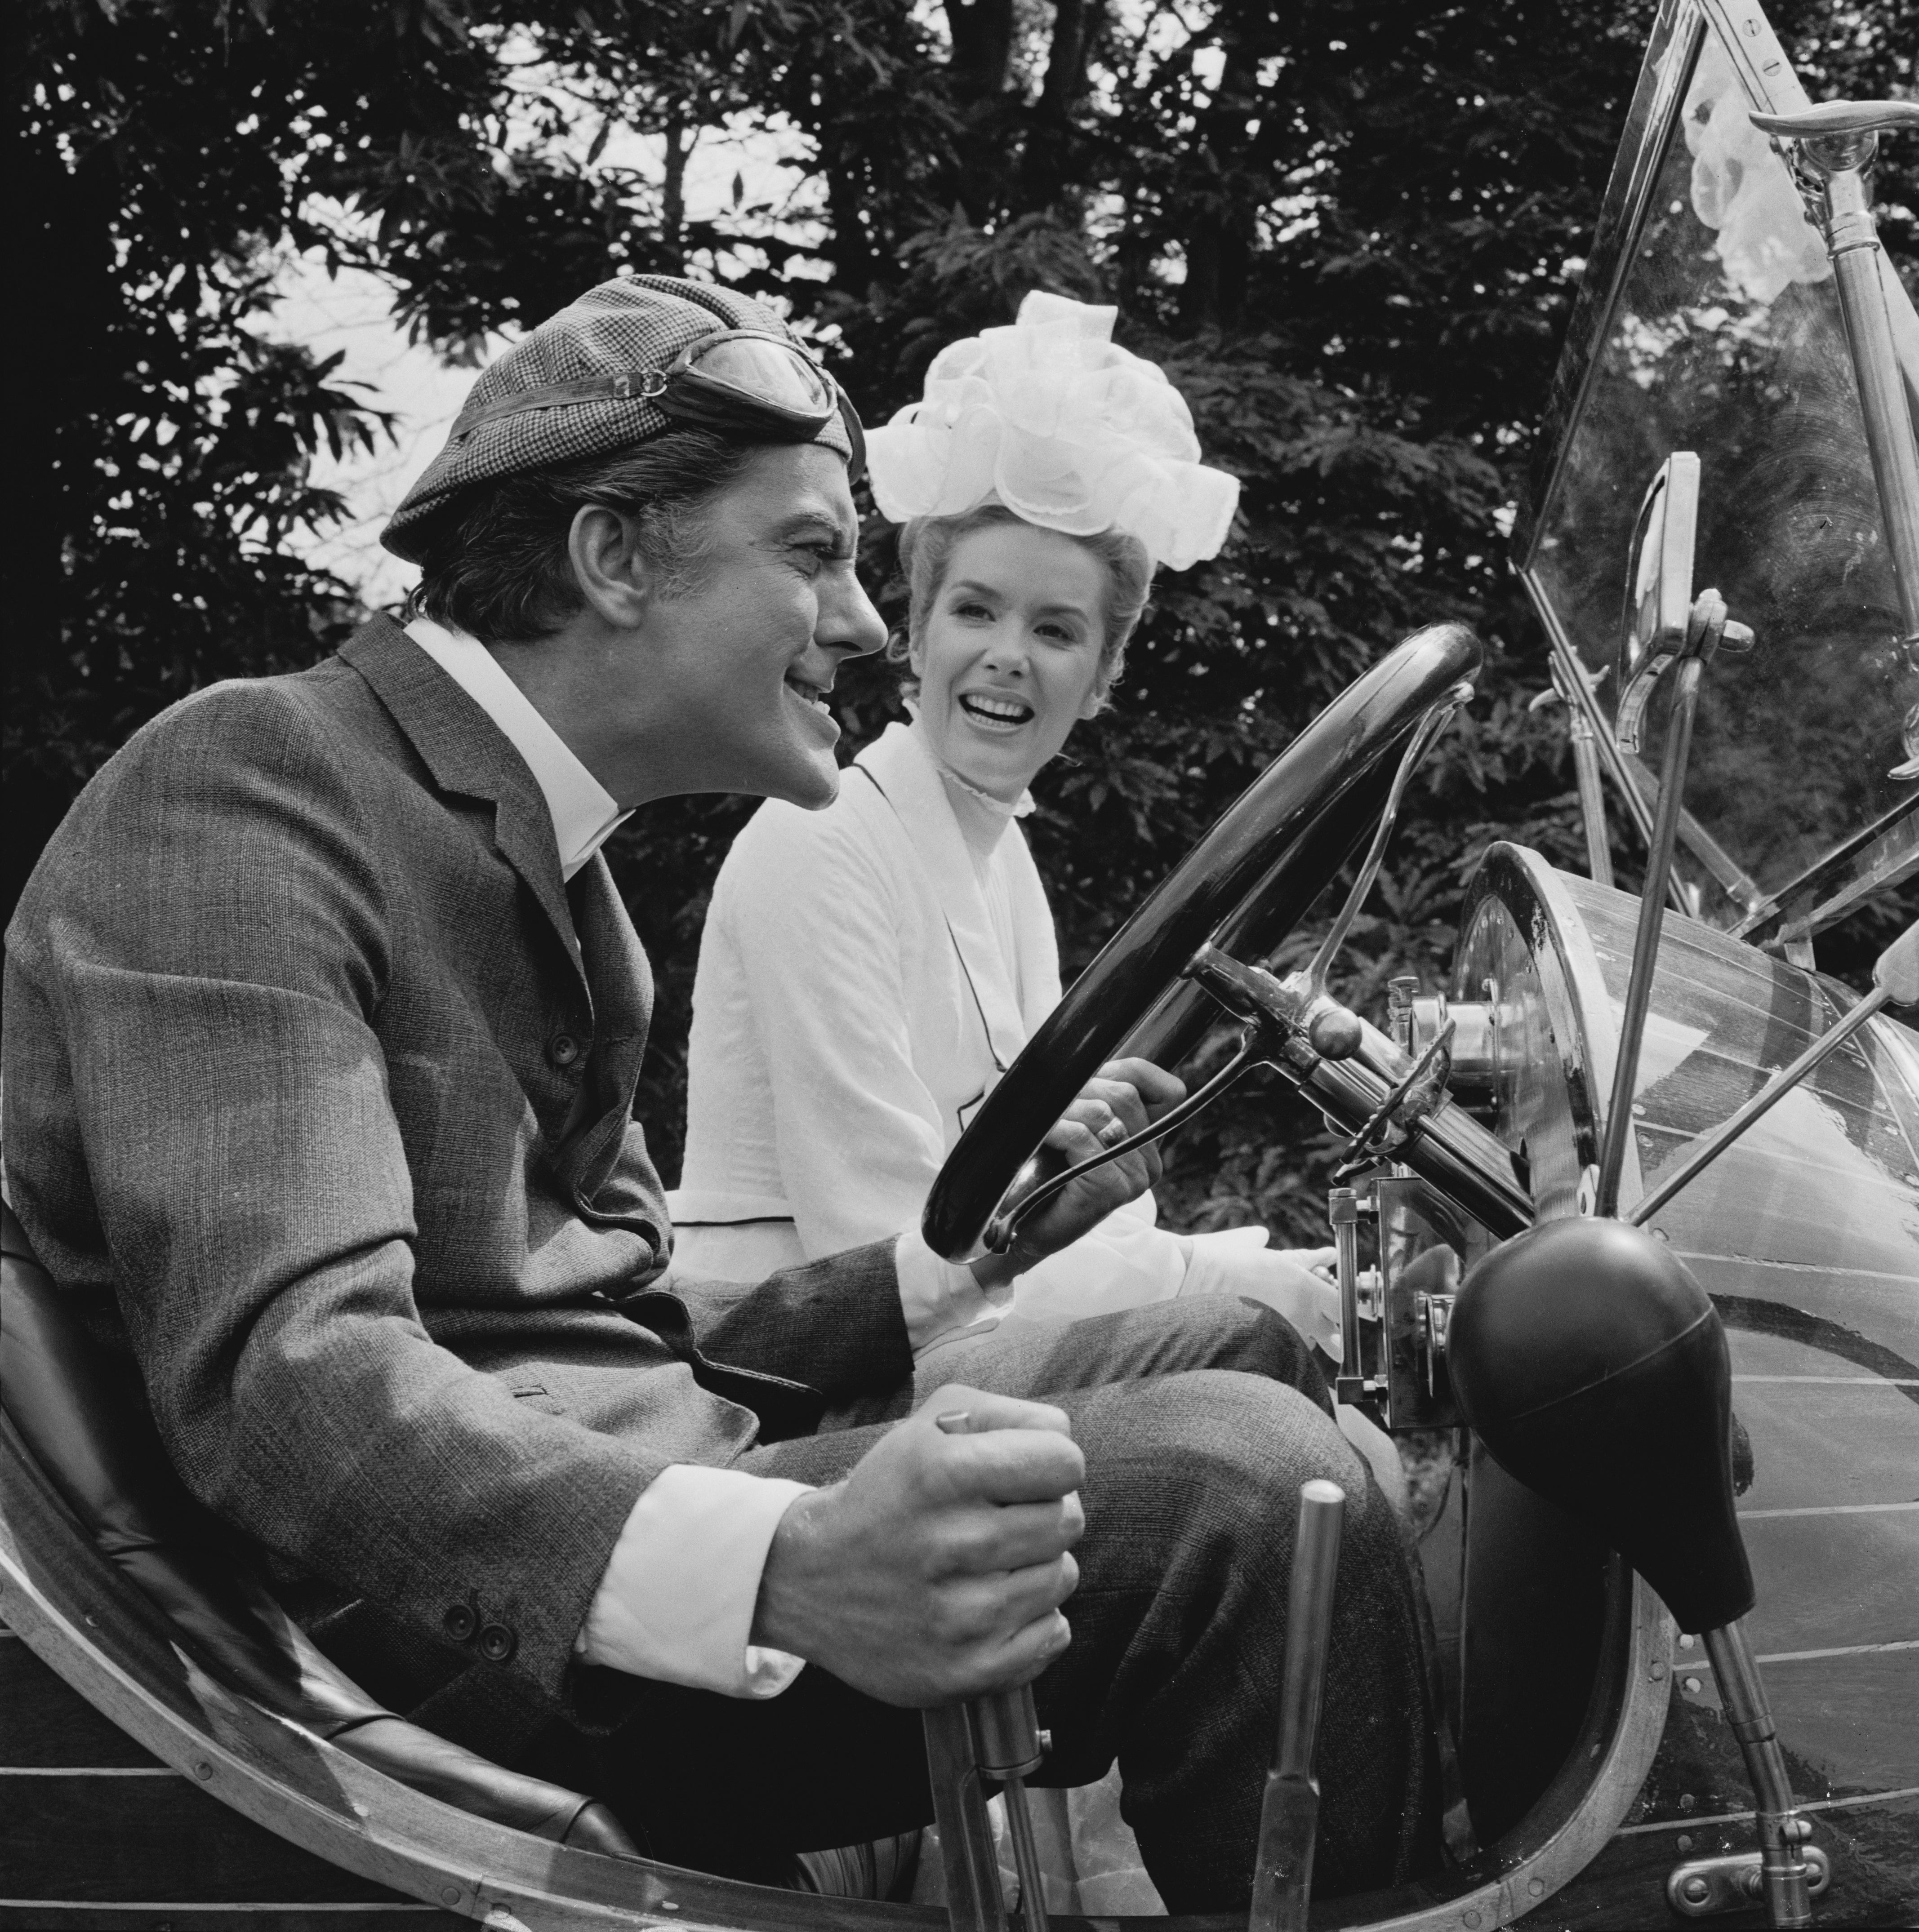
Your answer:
[934,1408,1052,1932]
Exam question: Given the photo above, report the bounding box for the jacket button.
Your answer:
[443,1603,478,1643]
[549,1034,583,1068]
[477,1623,517,1665]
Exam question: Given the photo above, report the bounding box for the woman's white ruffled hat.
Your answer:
[865,291,1240,571]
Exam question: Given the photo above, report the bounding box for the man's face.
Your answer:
[632,444,886,807]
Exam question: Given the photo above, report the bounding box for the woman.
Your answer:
[671,291,1354,1364]
[672,291,1403,1915]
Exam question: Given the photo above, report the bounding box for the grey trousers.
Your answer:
[526,1296,1439,1912]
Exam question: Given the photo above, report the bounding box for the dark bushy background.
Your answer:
[10,0,1914,1238]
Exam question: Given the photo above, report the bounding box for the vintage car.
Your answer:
[2,0,1914,1926]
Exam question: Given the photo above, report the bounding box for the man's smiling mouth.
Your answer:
[959,692,1034,728]
[784,671,833,710]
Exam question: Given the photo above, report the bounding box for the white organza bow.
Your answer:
[865,291,1241,571]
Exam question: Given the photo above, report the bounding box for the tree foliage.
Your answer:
[11,0,1915,1237]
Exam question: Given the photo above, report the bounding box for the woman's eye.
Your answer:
[953,600,993,621]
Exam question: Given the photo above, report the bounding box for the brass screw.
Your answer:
[1682,1875,1711,1904]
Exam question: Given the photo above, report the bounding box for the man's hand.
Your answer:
[752,1387,1085,1707]
[980,1057,1185,1287]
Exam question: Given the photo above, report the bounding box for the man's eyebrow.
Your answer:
[770,508,856,551]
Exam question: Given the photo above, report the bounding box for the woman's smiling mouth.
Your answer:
[958,691,1035,731]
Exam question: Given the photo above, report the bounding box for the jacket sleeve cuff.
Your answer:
[895,1229,1015,1351]
[576,1465,813,1698]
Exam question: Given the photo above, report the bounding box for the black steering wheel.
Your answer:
[922,622,1483,1261]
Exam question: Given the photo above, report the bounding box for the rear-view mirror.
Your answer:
[1617,450,1701,751]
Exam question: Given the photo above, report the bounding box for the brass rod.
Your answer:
[1629,982,1890,1226]
[1822,164,1919,644]
[1248,1480,1346,1932]
[1569,706,1615,888]
[1330,1189,1363,1404]
[1704,1621,1814,1928]
[1597,655,1703,1217]
[1001,1777,1049,1932]
[1305,689,1468,990]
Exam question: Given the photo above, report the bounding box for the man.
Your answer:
[2,275,1434,1908]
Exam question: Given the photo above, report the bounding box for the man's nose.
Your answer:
[820,566,888,660]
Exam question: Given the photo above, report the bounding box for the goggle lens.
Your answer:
[683,335,837,418]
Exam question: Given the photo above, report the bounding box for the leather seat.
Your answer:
[0,1200,922,1900]
[0,1199,641,1858]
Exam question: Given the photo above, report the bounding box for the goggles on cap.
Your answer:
[450,329,866,480]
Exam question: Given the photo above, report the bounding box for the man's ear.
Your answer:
[567,505,654,627]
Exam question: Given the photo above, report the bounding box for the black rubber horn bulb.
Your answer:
[1448,1216,1754,1635]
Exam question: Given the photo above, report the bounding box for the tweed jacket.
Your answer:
[1,614,912,1710]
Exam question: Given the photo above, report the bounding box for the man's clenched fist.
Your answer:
[752,1386,1086,1707]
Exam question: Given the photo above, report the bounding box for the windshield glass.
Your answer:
[1519,4,1917,927]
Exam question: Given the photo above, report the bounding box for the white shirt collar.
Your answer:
[404,615,630,882]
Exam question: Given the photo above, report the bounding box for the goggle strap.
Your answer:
[447,342,866,474]
[451,372,668,440]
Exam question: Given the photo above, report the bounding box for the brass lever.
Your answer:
[1750,99,1919,142]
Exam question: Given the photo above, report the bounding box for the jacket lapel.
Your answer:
[339,617,585,996]
[560,854,659,1206]
[855,723,1029,1075]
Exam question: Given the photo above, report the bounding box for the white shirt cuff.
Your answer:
[895,1229,1014,1351]
[577,1466,813,1697]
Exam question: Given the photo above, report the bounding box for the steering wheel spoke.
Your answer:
[984,1027,1268,1253]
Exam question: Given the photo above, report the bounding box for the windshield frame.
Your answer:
[1512,0,1918,946]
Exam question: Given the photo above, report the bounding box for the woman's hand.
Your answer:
[1180,1227,1343,1358]
[979,1057,1185,1286]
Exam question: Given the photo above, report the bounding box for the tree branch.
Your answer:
[944,0,1015,103]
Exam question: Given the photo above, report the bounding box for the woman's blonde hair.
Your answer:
[889,503,1153,712]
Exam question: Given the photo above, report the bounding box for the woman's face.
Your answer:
[911,522,1109,802]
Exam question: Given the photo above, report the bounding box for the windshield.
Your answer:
[1518,0,1917,928]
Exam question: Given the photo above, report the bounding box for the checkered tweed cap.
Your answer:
[382,275,853,564]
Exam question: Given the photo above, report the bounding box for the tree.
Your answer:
[11,0,1914,1237]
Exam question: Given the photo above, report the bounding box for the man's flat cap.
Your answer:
[382,275,853,564]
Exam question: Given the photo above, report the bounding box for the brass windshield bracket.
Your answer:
[1668,1845,1830,1919]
